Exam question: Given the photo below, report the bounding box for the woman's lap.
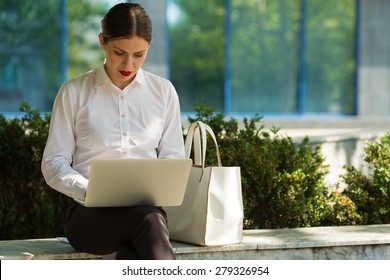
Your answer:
[64,201,175,259]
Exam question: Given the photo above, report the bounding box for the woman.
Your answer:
[41,3,184,260]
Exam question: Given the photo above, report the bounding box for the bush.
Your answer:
[0,103,71,240]
[0,102,365,239]
[342,134,390,224]
[189,103,361,229]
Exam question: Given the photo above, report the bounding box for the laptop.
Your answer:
[76,158,192,207]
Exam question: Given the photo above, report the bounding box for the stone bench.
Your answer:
[1,224,390,260]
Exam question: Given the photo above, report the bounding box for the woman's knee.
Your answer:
[130,207,170,240]
[140,207,168,231]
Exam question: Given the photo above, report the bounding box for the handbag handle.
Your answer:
[185,121,222,168]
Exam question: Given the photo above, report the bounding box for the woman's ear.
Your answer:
[98,33,106,49]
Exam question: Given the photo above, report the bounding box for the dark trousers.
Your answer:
[64,201,175,260]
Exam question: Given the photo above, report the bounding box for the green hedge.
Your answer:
[1,103,389,240]
[0,103,71,240]
[188,104,361,228]
[341,134,390,224]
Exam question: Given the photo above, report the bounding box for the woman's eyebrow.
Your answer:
[113,47,127,53]
[113,47,147,55]
[134,49,147,55]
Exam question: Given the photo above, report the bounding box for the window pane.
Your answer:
[0,0,167,113]
[306,0,355,114]
[231,0,301,113]
[0,0,62,112]
[66,1,107,80]
[169,0,224,112]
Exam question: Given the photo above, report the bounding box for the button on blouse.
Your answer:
[41,64,185,201]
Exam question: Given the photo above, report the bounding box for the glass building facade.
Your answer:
[0,0,360,116]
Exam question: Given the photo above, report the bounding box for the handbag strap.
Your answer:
[185,121,222,168]
[185,122,201,163]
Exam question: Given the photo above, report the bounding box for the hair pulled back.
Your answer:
[101,3,152,43]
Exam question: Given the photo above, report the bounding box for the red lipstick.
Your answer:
[119,70,132,77]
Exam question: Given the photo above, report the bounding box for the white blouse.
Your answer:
[41,64,185,201]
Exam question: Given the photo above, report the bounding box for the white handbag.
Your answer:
[165,121,243,246]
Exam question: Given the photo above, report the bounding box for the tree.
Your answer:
[66,0,106,79]
[169,0,225,112]
[169,0,356,114]
[0,0,106,111]
[0,0,62,110]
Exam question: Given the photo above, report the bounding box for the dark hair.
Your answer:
[101,3,152,43]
